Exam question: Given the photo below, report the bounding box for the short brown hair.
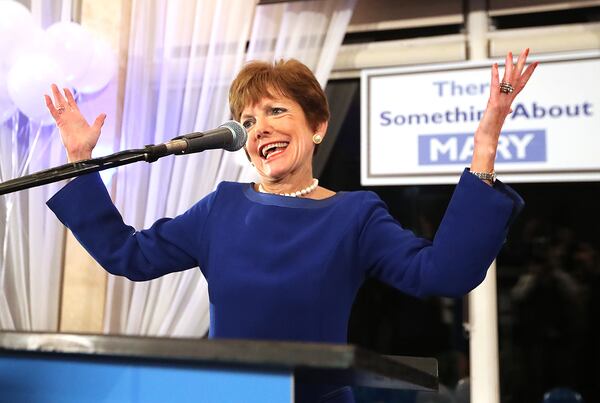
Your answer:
[229,59,330,131]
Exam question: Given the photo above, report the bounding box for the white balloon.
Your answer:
[7,53,66,124]
[0,0,38,71]
[10,27,48,67]
[45,22,94,86]
[74,37,117,94]
[0,72,17,123]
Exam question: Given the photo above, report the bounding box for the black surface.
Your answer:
[0,331,438,391]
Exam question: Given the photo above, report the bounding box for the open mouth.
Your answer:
[260,142,289,160]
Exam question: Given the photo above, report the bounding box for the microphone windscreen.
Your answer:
[220,120,248,152]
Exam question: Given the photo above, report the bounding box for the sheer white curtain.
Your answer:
[0,0,67,331]
[104,0,356,337]
[247,0,356,84]
[103,0,255,336]
[238,0,356,183]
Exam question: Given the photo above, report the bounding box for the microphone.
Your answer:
[0,121,247,195]
[145,120,247,161]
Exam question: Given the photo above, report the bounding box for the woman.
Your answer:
[45,50,536,402]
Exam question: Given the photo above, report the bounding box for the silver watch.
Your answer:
[470,170,497,183]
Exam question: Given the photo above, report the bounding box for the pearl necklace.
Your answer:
[258,178,319,197]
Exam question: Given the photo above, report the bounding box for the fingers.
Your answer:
[502,51,513,83]
[498,49,536,96]
[46,84,82,121]
[491,63,499,89]
[514,48,529,76]
[63,87,80,112]
[44,94,60,120]
[92,113,107,132]
[51,83,67,108]
[515,61,539,94]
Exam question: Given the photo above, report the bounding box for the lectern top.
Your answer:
[0,331,438,391]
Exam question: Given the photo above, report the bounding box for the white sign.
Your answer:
[361,52,600,185]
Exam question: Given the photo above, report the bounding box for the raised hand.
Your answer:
[488,48,538,116]
[44,84,106,162]
[471,49,538,176]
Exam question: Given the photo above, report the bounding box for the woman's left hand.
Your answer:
[488,48,538,117]
[471,48,538,175]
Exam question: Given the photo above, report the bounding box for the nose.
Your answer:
[253,116,271,139]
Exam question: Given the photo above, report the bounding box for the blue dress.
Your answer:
[47,168,523,402]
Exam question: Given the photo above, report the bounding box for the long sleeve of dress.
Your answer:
[358,168,524,298]
[47,172,216,281]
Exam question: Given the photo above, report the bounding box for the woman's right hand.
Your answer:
[44,84,106,162]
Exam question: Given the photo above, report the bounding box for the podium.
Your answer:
[0,331,437,402]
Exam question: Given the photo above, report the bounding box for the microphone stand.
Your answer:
[0,145,169,196]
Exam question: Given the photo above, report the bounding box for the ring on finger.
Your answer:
[56,105,66,115]
[499,81,514,94]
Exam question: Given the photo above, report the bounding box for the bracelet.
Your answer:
[470,170,497,183]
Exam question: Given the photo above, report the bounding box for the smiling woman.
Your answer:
[230,60,333,197]
[44,54,536,403]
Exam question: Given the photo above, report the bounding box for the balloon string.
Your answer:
[18,121,43,177]
[0,193,13,294]
[0,117,20,297]
[11,113,21,180]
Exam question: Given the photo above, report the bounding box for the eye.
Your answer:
[242,118,255,129]
[271,107,286,115]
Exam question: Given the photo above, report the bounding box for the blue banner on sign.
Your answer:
[418,130,547,165]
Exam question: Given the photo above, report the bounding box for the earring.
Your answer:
[312,134,322,144]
